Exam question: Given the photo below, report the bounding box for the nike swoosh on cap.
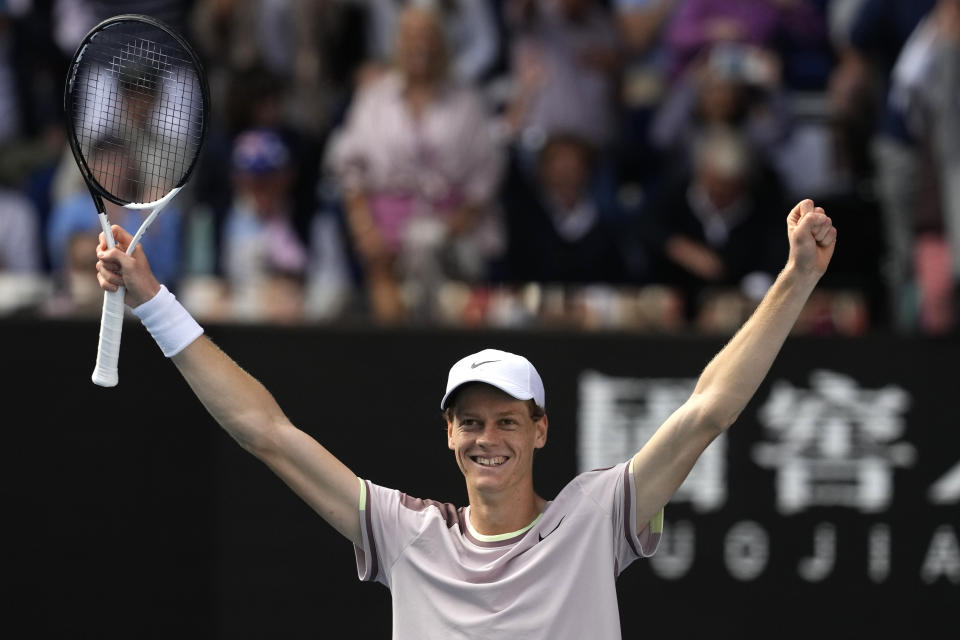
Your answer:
[470,360,500,369]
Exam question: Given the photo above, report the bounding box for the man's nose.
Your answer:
[476,423,500,446]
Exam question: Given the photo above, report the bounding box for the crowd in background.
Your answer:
[1,0,958,334]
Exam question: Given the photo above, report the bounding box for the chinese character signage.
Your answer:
[577,368,960,589]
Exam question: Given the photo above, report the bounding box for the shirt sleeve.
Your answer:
[353,479,425,588]
[622,459,664,564]
[576,461,663,575]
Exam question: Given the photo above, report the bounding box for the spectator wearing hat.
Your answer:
[223,128,309,321]
[223,128,353,322]
[46,141,183,315]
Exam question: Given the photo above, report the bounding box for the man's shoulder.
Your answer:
[366,481,465,529]
[573,461,629,481]
[554,462,629,507]
[397,492,463,528]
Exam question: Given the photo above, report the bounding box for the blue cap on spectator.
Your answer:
[232,129,290,173]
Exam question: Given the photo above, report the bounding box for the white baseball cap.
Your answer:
[441,348,546,410]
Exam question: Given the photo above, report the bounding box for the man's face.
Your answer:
[540,142,589,210]
[234,169,291,218]
[446,385,548,498]
[396,8,445,83]
[701,162,747,211]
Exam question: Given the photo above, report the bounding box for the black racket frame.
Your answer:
[63,13,210,209]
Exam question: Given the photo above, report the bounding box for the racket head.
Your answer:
[64,14,209,208]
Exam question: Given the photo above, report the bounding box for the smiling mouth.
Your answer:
[471,455,509,467]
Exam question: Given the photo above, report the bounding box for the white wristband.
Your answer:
[132,285,204,357]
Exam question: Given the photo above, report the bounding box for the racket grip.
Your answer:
[91,287,126,387]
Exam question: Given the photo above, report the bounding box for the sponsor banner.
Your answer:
[579,369,959,587]
[7,322,957,636]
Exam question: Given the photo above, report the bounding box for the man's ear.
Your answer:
[447,418,455,450]
[534,414,548,449]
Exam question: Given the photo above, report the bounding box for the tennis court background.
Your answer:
[4,319,956,637]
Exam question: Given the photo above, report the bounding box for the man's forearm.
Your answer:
[693,264,820,430]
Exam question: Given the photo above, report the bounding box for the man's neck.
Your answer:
[466,485,547,536]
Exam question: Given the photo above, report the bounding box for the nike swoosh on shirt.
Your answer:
[471,360,500,369]
[538,516,565,542]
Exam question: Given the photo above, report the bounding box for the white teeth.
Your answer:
[476,456,506,467]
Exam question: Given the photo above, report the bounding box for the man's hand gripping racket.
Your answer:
[96,225,160,311]
[64,14,209,386]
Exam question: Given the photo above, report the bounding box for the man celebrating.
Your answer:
[95,199,836,638]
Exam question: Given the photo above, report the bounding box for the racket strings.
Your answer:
[69,22,205,205]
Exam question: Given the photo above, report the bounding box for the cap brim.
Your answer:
[440,377,535,410]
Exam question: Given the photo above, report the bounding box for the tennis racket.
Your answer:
[64,14,209,387]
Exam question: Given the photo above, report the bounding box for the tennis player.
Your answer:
[95,198,836,638]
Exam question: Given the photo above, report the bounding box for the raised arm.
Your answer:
[95,226,362,545]
[629,199,837,531]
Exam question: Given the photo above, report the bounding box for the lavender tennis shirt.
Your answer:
[355,460,663,639]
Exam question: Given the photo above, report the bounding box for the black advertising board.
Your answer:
[3,321,956,637]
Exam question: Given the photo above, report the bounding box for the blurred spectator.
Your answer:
[303,196,354,322]
[506,0,622,151]
[3,1,72,141]
[190,0,356,273]
[190,0,351,264]
[0,0,922,334]
[0,173,57,316]
[189,65,324,272]
[0,5,60,281]
[223,129,303,321]
[651,42,792,180]
[326,5,504,322]
[42,224,102,317]
[500,133,637,284]
[646,127,786,326]
[222,129,352,322]
[47,142,183,294]
[46,39,195,299]
[617,0,678,56]
[831,0,937,330]
[191,0,346,136]
[614,0,680,179]
[45,142,140,317]
[825,0,875,188]
[1,2,71,268]
[360,0,502,85]
[0,188,42,273]
[663,0,826,81]
[887,0,960,331]
[0,10,20,145]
